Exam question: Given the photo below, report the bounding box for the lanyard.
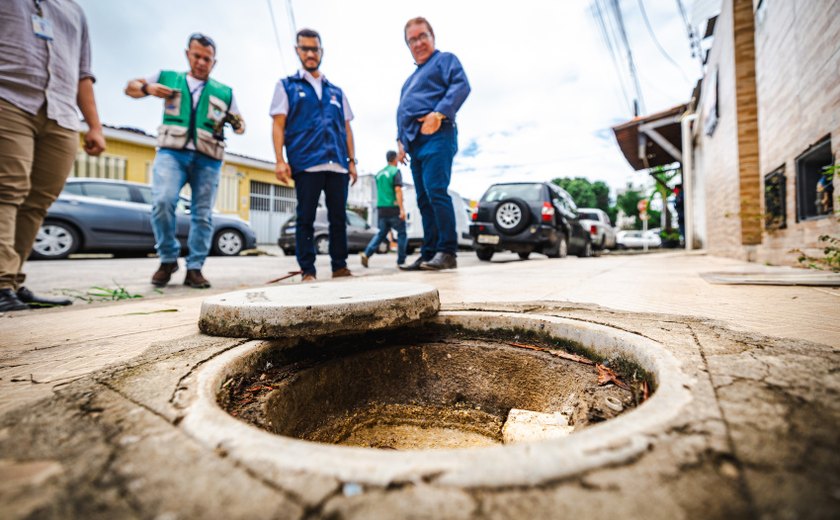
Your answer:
[34,0,44,17]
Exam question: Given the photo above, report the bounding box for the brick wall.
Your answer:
[693,0,839,265]
[693,0,749,260]
[754,0,840,266]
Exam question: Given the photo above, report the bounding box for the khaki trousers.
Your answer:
[0,98,77,290]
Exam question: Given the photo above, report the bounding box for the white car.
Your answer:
[616,229,661,249]
[577,208,616,250]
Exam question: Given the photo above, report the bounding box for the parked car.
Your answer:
[31,178,257,260]
[401,185,472,254]
[577,208,617,250]
[615,229,662,249]
[469,182,592,261]
[278,209,389,256]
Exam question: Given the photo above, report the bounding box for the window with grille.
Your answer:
[250,181,296,213]
[795,137,834,221]
[72,153,126,180]
[764,167,786,230]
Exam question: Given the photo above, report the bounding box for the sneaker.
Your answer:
[17,286,72,307]
[359,251,369,268]
[332,267,352,278]
[398,257,426,271]
[184,269,211,289]
[0,288,28,312]
[302,273,317,282]
[151,262,179,287]
[420,252,457,270]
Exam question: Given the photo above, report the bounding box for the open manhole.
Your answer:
[183,311,691,487]
[220,322,650,450]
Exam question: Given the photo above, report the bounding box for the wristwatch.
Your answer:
[347,157,358,165]
[141,83,150,96]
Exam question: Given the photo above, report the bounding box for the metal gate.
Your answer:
[249,181,296,244]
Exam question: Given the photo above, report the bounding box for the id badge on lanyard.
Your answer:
[32,0,54,40]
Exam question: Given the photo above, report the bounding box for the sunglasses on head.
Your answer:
[188,32,216,50]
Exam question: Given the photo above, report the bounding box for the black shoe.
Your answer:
[184,269,211,289]
[0,288,29,311]
[17,286,72,307]
[152,262,179,287]
[399,257,427,271]
[420,252,457,270]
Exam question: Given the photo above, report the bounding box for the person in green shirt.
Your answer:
[360,151,407,267]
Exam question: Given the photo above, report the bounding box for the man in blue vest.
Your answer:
[271,28,357,282]
[397,17,470,271]
[125,33,246,289]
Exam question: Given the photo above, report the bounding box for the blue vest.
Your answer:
[282,74,348,173]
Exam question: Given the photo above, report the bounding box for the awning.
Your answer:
[612,103,688,171]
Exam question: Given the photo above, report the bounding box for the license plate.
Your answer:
[477,234,500,245]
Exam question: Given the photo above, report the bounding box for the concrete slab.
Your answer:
[198,281,440,338]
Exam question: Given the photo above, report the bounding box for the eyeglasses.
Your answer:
[297,45,323,55]
[188,32,216,51]
[407,32,431,47]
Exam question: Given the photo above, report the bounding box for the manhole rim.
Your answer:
[181,311,693,488]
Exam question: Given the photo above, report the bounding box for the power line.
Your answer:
[591,1,633,114]
[285,0,298,35]
[609,0,646,114]
[637,0,691,82]
[266,0,288,71]
[675,0,704,73]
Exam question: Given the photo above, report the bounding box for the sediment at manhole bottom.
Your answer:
[219,321,650,450]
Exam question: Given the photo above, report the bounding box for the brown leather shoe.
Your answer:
[184,269,211,289]
[332,267,352,278]
[302,273,317,282]
[151,262,179,287]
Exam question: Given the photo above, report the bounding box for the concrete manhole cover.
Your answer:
[198,281,440,338]
[182,311,693,487]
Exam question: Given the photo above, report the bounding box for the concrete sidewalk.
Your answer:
[1,251,838,518]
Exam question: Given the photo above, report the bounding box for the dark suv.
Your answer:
[469,182,592,261]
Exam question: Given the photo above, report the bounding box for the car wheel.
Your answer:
[212,229,244,256]
[494,198,531,235]
[518,251,531,260]
[577,239,593,258]
[315,235,329,255]
[31,220,79,260]
[545,233,568,258]
[376,240,390,254]
[475,246,494,261]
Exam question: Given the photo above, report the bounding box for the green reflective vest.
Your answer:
[155,71,233,160]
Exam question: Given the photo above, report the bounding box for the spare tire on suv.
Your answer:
[494,198,531,235]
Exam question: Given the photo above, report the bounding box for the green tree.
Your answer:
[552,177,597,209]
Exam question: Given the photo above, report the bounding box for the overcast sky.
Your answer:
[76,0,703,200]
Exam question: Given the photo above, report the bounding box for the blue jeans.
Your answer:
[408,124,458,258]
[293,170,349,276]
[364,214,407,264]
[151,148,221,270]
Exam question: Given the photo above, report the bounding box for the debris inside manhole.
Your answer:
[220,325,653,450]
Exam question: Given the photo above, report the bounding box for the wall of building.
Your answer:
[753,0,840,265]
[692,0,839,265]
[693,0,750,260]
[74,129,285,225]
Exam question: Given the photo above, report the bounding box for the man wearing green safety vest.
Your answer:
[125,33,245,288]
[359,150,407,267]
